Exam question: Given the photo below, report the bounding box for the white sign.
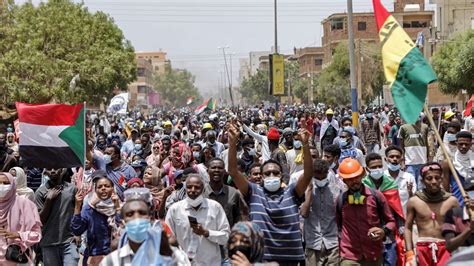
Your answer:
[107,93,129,114]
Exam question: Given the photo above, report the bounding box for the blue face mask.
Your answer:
[293,140,302,149]
[445,133,456,142]
[125,218,151,243]
[387,163,401,172]
[134,144,142,151]
[103,154,112,165]
[366,113,373,119]
[339,139,349,148]
[263,177,281,192]
[193,151,200,160]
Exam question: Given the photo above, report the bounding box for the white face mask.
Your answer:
[0,184,12,198]
[186,194,204,207]
[369,168,384,180]
[314,178,329,188]
[263,177,281,192]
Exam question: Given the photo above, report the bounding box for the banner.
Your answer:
[270,54,285,96]
[107,93,129,114]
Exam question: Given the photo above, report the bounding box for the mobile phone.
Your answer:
[188,216,198,225]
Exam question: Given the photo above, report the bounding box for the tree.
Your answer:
[432,30,474,95]
[315,42,385,105]
[239,69,274,104]
[153,64,200,107]
[0,0,136,105]
[285,60,308,102]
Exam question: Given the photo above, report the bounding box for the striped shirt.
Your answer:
[246,182,304,262]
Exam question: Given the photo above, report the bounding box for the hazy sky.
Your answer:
[17,0,433,97]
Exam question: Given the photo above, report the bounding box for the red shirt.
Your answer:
[337,185,396,261]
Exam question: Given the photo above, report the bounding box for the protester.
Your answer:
[464,107,474,133]
[0,133,17,172]
[361,107,382,154]
[71,171,121,266]
[320,109,339,151]
[227,221,268,265]
[104,145,138,200]
[338,129,365,167]
[384,146,416,216]
[435,121,461,162]
[0,172,42,266]
[228,123,313,264]
[300,159,342,266]
[405,162,459,266]
[9,166,35,201]
[399,115,429,188]
[35,168,80,265]
[336,158,396,265]
[363,153,405,266]
[442,131,473,206]
[165,174,230,264]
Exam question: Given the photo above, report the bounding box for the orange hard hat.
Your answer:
[338,158,364,179]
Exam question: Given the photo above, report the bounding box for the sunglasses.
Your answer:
[421,164,442,175]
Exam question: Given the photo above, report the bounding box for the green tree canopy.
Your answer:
[432,30,474,95]
[285,60,309,102]
[0,0,136,105]
[239,69,274,104]
[314,42,385,105]
[153,64,200,107]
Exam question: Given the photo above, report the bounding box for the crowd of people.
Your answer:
[0,102,473,266]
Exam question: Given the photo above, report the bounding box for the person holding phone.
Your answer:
[165,174,230,265]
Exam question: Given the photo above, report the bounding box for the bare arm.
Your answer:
[404,198,416,251]
[227,124,249,196]
[445,228,473,252]
[300,184,313,218]
[295,129,313,198]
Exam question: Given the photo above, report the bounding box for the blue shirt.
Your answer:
[106,163,137,200]
[70,204,120,256]
[246,182,304,262]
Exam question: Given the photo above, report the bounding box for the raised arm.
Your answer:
[295,129,313,198]
[242,123,264,143]
[227,123,250,196]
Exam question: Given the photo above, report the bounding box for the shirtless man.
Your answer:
[405,162,459,265]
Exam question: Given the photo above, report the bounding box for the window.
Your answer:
[154,66,160,71]
[154,56,160,58]
[330,18,344,31]
[137,86,148,94]
[403,21,428,28]
[137,68,146,77]
[358,21,367,31]
[314,59,323,66]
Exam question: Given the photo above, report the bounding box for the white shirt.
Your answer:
[286,149,304,176]
[242,124,271,161]
[464,116,474,133]
[384,170,416,216]
[165,198,230,266]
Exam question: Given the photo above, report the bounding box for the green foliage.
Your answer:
[315,42,384,105]
[285,60,308,102]
[432,30,474,95]
[0,0,136,105]
[153,64,200,107]
[239,69,275,104]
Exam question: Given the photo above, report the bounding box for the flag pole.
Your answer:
[423,104,470,206]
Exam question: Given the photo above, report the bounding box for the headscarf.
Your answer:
[228,222,264,263]
[88,178,118,231]
[11,167,34,201]
[0,172,17,227]
[170,142,192,169]
[6,132,18,153]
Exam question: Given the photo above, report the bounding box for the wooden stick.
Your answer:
[423,104,466,198]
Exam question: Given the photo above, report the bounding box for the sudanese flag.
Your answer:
[16,102,85,168]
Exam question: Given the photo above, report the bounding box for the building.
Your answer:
[128,56,154,110]
[249,51,270,75]
[293,47,325,77]
[238,58,250,84]
[432,0,474,41]
[135,51,170,75]
[321,0,434,63]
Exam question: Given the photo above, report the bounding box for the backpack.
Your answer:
[336,187,384,230]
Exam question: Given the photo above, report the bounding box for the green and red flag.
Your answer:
[363,175,405,266]
[194,98,213,115]
[16,102,86,168]
[372,0,437,124]
[186,96,195,105]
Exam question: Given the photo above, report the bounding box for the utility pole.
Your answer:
[218,46,235,106]
[357,39,363,108]
[274,0,278,54]
[347,0,359,129]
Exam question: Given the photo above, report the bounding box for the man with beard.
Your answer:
[279,128,294,153]
[405,162,459,266]
[442,131,474,206]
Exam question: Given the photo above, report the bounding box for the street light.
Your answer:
[218,46,234,106]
